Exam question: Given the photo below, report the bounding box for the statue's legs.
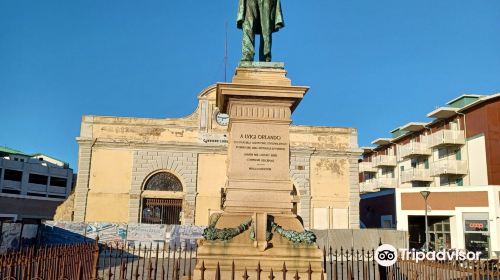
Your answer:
[258,0,273,62]
[259,31,272,62]
[241,0,258,61]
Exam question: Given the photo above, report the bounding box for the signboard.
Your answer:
[464,220,488,232]
[198,132,228,145]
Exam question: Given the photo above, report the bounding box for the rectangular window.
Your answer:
[424,159,429,169]
[438,148,448,159]
[381,215,394,228]
[28,174,48,185]
[49,177,67,187]
[455,149,462,160]
[4,169,23,181]
[48,194,66,199]
[456,177,464,186]
[440,176,448,186]
[2,189,21,195]
[411,159,418,168]
[27,192,46,197]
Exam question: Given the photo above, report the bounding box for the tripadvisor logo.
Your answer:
[375,244,398,267]
[375,244,483,266]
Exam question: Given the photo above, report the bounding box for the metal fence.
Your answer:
[388,258,500,280]
[2,242,500,280]
[324,246,500,280]
[0,242,98,280]
[324,246,381,280]
[96,241,197,280]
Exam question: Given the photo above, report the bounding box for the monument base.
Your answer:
[193,213,325,280]
[193,65,324,279]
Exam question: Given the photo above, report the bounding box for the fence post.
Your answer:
[282,262,287,280]
[91,236,100,280]
[269,268,275,280]
[376,240,387,280]
[256,261,262,280]
[0,221,3,247]
[215,262,221,280]
[200,261,206,280]
[77,261,83,280]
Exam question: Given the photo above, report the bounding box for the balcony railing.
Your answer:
[359,161,377,173]
[401,169,433,183]
[360,177,397,192]
[359,181,379,193]
[400,142,432,158]
[430,129,465,148]
[376,177,397,188]
[373,155,397,167]
[431,159,468,176]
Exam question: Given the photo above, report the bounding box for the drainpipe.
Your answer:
[81,138,98,222]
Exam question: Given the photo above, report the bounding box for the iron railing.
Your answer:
[0,242,98,280]
[2,242,500,280]
[96,241,197,280]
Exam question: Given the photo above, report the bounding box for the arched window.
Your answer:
[144,172,183,192]
[141,172,183,225]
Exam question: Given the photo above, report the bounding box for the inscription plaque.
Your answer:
[228,123,289,181]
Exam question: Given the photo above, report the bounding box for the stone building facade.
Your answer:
[67,85,362,229]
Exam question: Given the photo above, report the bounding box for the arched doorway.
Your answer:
[141,172,183,225]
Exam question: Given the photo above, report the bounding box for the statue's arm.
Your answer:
[236,0,246,28]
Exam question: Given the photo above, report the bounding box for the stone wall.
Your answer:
[41,221,407,251]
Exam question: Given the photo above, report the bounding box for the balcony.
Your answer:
[400,142,431,158]
[360,181,379,193]
[359,162,377,173]
[374,155,397,167]
[431,159,468,176]
[376,178,397,189]
[430,130,465,148]
[401,169,433,183]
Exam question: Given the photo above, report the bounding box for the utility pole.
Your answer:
[224,21,228,82]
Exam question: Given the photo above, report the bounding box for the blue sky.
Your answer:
[1,0,500,170]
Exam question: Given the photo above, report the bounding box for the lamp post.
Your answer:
[420,191,431,251]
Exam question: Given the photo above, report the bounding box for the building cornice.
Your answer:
[76,137,361,157]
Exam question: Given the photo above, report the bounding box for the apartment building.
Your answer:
[359,94,500,258]
[0,147,74,222]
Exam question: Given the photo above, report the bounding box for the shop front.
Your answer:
[463,213,490,258]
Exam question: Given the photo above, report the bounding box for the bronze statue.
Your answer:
[237,0,284,62]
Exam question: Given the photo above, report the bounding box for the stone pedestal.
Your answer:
[194,64,325,280]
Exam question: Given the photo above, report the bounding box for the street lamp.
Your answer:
[420,190,431,251]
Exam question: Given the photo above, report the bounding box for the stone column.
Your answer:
[73,141,93,222]
[348,157,361,229]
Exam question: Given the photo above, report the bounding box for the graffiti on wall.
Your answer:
[41,222,206,247]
